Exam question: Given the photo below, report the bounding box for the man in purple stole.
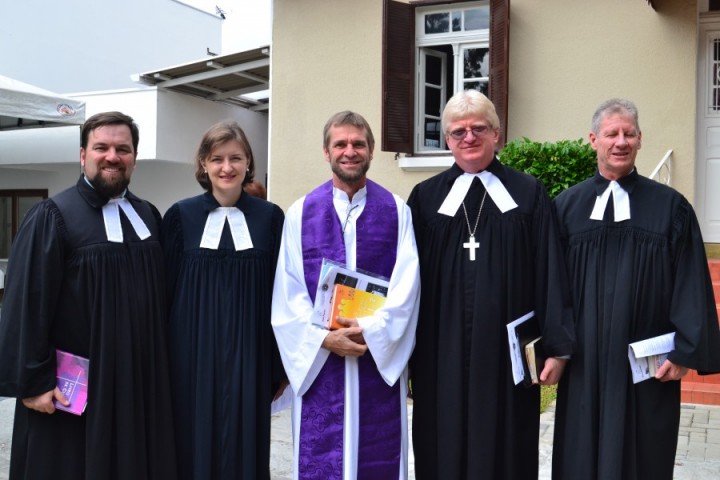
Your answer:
[272,111,420,480]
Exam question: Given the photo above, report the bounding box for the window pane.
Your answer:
[464,48,489,79]
[425,86,441,116]
[0,197,10,258]
[426,54,443,86]
[452,11,461,32]
[425,13,449,34]
[464,7,489,31]
[464,81,489,97]
[424,119,442,148]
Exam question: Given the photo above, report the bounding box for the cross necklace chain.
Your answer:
[461,190,488,261]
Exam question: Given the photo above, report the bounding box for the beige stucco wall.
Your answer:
[270,0,699,210]
[269,0,427,209]
[509,0,697,199]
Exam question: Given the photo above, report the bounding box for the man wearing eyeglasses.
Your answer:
[407,90,575,479]
[272,111,421,479]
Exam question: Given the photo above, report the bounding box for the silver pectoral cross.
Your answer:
[463,235,480,261]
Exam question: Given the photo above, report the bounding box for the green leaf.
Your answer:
[499,138,596,199]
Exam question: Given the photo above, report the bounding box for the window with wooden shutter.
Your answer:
[382,0,509,165]
[489,0,509,147]
[382,0,414,154]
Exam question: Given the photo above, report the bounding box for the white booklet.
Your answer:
[628,332,675,384]
[311,258,390,329]
[506,310,537,386]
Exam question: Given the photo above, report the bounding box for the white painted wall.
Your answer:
[70,88,268,214]
[0,165,79,194]
[155,89,269,184]
[74,89,160,159]
[0,0,222,93]
[220,0,272,53]
[0,87,268,215]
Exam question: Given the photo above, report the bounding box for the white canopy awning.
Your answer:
[0,74,86,130]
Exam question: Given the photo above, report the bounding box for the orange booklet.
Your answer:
[328,284,387,330]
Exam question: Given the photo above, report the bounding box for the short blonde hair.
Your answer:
[441,90,500,134]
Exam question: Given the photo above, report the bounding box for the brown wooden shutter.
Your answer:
[489,0,510,147]
[382,0,414,154]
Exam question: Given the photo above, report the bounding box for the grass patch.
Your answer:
[540,384,557,413]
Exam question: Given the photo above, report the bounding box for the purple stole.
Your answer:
[300,180,401,480]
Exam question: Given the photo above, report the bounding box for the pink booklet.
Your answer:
[54,349,89,415]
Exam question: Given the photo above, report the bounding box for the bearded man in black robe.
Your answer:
[0,111,177,479]
[408,90,575,479]
[552,98,720,480]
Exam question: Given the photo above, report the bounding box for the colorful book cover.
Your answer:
[54,349,89,415]
[328,283,387,330]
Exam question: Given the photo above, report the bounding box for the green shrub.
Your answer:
[500,138,597,199]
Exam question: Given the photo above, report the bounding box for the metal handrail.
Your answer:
[649,149,672,185]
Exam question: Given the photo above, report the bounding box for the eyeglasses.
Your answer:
[447,125,492,140]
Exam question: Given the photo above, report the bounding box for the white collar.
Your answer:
[199,207,254,251]
[438,170,518,217]
[332,185,368,204]
[589,180,630,222]
[102,197,151,243]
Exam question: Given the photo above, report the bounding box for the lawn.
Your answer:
[540,384,557,412]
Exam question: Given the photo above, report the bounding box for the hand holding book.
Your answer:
[54,349,89,415]
[536,356,568,385]
[328,284,386,330]
[653,358,688,382]
[321,325,368,357]
[313,259,390,330]
[21,387,70,414]
[332,316,366,344]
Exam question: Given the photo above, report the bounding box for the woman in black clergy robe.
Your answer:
[161,121,285,480]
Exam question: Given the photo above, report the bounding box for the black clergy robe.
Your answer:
[0,176,177,479]
[408,160,575,479]
[552,170,720,480]
[161,192,285,480]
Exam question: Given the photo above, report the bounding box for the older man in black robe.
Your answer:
[408,90,575,479]
[552,98,720,480]
[0,111,176,479]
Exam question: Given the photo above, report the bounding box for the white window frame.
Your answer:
[402,1,489,169]
[417,48,448,152]
[457,42,489,94]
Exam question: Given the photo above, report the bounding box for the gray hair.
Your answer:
[591,98,640,134]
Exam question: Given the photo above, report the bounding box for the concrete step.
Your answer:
[681,372,720,405]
